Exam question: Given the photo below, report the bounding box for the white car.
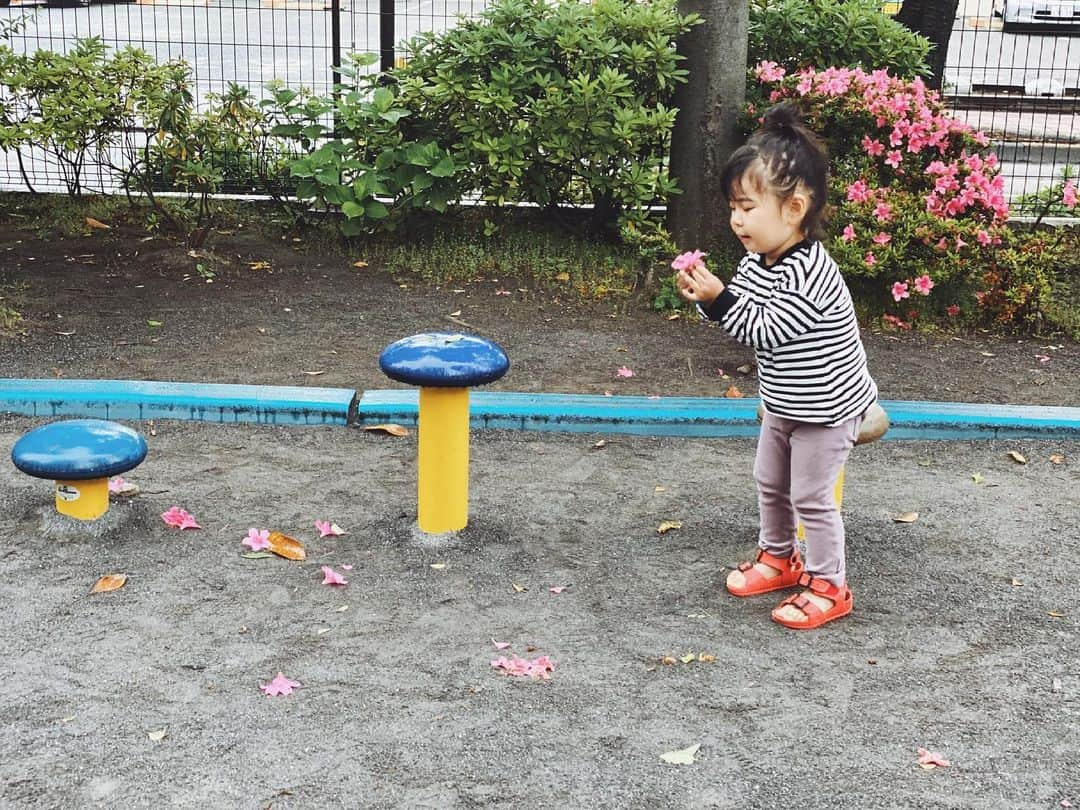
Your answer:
[996,0,1080,31]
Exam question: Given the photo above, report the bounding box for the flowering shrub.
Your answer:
[746,63,1068,330]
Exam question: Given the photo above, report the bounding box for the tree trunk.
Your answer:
[667,0,748,251]
[894,0,961,91]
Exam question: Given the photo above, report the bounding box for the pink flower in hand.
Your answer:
[671,250,706,272]
[260,672,301,697]
[913,274,935,296]
[841,224,856,242]
[162,506,200,530]
[321,565,348,586]
[1064,179,1077,209]
[243,528,270,551]
[891,281,910,302]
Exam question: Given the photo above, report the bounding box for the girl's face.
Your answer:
[727,174,807,265]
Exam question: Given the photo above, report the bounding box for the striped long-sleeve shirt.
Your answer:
[701,240,878,426]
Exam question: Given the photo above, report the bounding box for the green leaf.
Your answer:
[365,200,390,219]
[341,200,366,219]
[147,320,162,327]
[429,156,457,178]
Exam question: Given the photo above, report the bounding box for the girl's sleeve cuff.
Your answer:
[701,288,738,321]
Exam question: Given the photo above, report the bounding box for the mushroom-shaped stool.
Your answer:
[379,332,509,533]
[11,419,148,521]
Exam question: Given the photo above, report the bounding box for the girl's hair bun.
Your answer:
[761,100,804,133]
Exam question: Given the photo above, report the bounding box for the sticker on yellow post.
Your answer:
[55,478,109,521]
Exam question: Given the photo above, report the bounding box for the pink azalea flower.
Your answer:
[946,305,960,317]
[913,274,935,295]
[873,201,893,222]
[549,586,568,594]
[1064,179,1077,209]
[321,566,348,586]
[864,251,877,267]
[754,61,786,83]
[872,232,891,246]
[861,136,884,157]
[841,224,856,242]
[243,528,270,551]
[846,179,872,204]
[161,506,200,530]
[315,520,346,537]
[671,250,706,272]
[616,366,634,378]
[976,229,992,246]
[917,747,951,768]
[884,150,902,169]
[491,654,555,680]
[260,672,301,697]
[891,281,910,302]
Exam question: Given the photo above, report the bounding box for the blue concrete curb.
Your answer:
[359,390,1080,440]
[1,379,1077,440]
[0,379,356,426]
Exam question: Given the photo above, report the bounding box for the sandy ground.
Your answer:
[0,416,1077,809]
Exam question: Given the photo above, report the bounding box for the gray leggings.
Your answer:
[754,411,862,587]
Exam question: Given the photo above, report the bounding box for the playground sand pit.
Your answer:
[0,419,1077,809]
[1,218,1079,806]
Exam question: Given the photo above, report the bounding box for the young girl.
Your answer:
[675,102,878,630]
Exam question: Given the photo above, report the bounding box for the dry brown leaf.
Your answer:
[91,573,127,594]
[555,271,570,282]
[247,260,272,271]
[736,364,753,374]
[654,486,666,493]
[148,728,167,742]
[1009,578,1023,587]
[301,370,325,376]
[363,423,409,437]
[511,582,527,593]
[1006,450,1028,465]
[1047,610,1065,618]
[85,217,110,230]
[657,520,682,535]
[893,512,919,523]
[352,260,368,268]
[697,653,716,663]
[666,313,680,320]
[723,385,745,399]
[661,656,677,666]
[267,532,305,561]
[1049,454,1064,464]
[430,563,447,570]
[592,439,607,450]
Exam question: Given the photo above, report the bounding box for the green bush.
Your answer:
[748,0,930,78]
[263,54,463,236]
[391,0,698,230]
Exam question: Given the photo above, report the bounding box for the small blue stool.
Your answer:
[11,419,148,520]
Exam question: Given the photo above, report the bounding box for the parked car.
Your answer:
[995,0,1080,31]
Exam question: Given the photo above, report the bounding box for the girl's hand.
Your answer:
[676,266,724,304]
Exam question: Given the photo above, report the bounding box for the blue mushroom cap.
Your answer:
[11,419,148,480]
[379,332,510,387]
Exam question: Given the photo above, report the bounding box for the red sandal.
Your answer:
[771,573,853,630]
[726,548,804,597]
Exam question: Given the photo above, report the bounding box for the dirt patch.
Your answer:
[0,216,1078,808]
[0,221,1077,404]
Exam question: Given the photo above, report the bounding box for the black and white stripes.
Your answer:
[702,240,878,426]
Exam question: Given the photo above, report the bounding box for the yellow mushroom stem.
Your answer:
[417,386,470,533]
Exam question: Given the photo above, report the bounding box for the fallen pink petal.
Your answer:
[161,506,201,530]
[242,528,270,551]
[260,672,301,697]
[341,564,354,570]
[616,366,634,378]
[321,565,348,586]
[108,476,126,493]
[315,520,346,537]
[549,586,568,594]
[917,747,951,768]
[491,654,555,679]
[491,638,511,650]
